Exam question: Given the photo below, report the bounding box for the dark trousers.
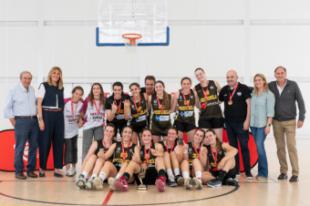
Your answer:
[14,118,39,174]
[39,111,64,169]
[64,135,78,165]
[225,121,251,174]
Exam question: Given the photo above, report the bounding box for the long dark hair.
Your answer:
[88,82,105,106]
[155,80,171,109]
[206,129,222,149]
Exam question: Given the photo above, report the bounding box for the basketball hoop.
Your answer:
[122,33,142,46]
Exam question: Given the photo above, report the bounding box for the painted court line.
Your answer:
[102,190,114,206]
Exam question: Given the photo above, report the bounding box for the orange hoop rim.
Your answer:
[122,33,142,45]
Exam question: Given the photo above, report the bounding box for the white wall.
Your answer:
[1,0,309,136]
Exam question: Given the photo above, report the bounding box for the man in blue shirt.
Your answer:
[4,71,39,179]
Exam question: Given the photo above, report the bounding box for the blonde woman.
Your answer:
[37,66,65,177]
[250,73,275,180]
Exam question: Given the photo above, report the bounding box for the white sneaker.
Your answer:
[85,177,95,190]
[66,167,76,177]
[184,178,192,190]
[192,177,203,190]
[76,174,87,189]
[93,176,103,190]
[108,177,116,190]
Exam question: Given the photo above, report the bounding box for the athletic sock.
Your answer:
[123,172,130,181]
[115,173,121,179]
[99,171,107,182]
[81,171,88,178]
[183,171,190,179]
[195,171,202,179]
[174,168,180,176]
[167,169,175,181]
[90,174,97,179]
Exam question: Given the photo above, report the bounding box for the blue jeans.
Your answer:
[225,121,251,174]
[250,127,268,177]
[14,118,39,174]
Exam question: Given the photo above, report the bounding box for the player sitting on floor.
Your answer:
[161,127,184,187]
[113,128,167,192]
[202,129,239,188]
[175,128,207,190]
[76,124,115,189]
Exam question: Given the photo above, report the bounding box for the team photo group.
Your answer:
[4,65,305,193]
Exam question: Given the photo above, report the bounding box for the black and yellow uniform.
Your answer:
[94,140,114,161]
[206,144,236,179]
[174,89,196,132]
[105,93,130,133]
[150,94,172,136]
[206,145,225,173]
[195,81,224,129]
[140,143,158,184]
[129,95,148,133]
[112,142,136,170]
[160,139,177,153]
[187,142,201,166]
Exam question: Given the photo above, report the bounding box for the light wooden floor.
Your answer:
[1,138,310,206]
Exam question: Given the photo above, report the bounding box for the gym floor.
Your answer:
[0,138,309,206]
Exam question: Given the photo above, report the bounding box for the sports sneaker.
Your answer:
[184,178,192,190]
[66,167,76,177]
[192,177,203,190]
[223,177,239,186]
[245,172,253,180]
[93,176,104,190]
[167,179,178,187]
[175,175,184,186]
[136,184,148,190]
[108,177,116,190]
[155,176,166,192]
[114,176,128,192]
[76,174,87,189]
[85,178,95,190]
[207,179,222,188]
[256,176,268,182]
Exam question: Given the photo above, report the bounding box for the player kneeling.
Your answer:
[202,129,238,188]
[76,124,115,189]
[113,129,167,192]
[175,128,207,190]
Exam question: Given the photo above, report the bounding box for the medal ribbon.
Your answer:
[228,83,239,103]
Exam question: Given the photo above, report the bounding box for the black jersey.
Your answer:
[151,94,171,128]
[139,143,157,166]
[105,93,130,129]
[206,144,225,171]
[129,94,148,126]
[175,89,195,124]
[160,139,177,153]
[188,142,201,163]
[95,140,114,161]
[195,80,222,119]
[112,142,136,165]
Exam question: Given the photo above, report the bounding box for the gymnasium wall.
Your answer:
[1,0,310,136]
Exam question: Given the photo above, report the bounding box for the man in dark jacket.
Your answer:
[269,66,306,182]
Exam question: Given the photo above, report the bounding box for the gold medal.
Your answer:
[228,100,233,105]
[121,152,127,160]
[137,107,142,113]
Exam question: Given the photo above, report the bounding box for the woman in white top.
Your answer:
[63,86,84,176]
[81,83,106,160]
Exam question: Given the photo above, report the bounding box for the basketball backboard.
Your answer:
[96,0,169,46]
